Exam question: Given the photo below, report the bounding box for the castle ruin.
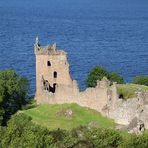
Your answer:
[34,38,148,131]
[34,38,118,113]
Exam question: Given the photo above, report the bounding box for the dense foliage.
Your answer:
[0,114,55,147]
[132,76,148,86]
[0,113,148,148]
[119,131,148,148]
[109,72,125,85]
[86,66,124,87]
[0,69,29,125]
[86,66,109,87]
[85,128,122,148]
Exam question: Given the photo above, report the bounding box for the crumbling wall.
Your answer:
[38,77,118,114]
[108,92,148,129]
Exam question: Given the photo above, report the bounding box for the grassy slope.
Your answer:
[117,84,148,99]
[23,103,115,130]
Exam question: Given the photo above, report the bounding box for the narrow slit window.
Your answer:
[54,71,57,78]
[47,61,51,66]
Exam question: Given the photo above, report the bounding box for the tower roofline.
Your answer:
[34,37,66,55]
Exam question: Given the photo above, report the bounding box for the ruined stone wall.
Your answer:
[107,92,148,129]
[38,77,118,114]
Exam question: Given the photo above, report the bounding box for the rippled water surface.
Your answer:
[0,0,148,93]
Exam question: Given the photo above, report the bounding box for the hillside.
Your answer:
[23,103,115,130]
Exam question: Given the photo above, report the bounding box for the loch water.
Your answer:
[0,0,148,93]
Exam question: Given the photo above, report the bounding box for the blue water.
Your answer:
[0,0,148,93]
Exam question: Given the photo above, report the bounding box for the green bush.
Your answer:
[133,76,148,86]
[109,72,125,84]
[86,66,109,87]
[85,128,122,148]
[86,66,124,87]
[1,113,55,148]
[120,132,148,148]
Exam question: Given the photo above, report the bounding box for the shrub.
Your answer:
[109,72,125,84]
[120,132,148,148]
[86,66,109,87]
[85,128,122,148]
[1,113,55,148]
[132,76,148,86]
[86,66,124,87]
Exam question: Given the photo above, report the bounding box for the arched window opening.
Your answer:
[47,61,51,66]
[54,71,57,78]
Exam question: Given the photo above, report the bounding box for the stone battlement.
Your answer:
[34,37,66,55]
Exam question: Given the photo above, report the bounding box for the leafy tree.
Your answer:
[0,69,29,125]
[109,72,125,84]
[132,76,148,86]
[86,66,109,87]
[86,66,124,87]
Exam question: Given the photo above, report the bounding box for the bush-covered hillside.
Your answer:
[22,103,115,130]
[0,113,148,148]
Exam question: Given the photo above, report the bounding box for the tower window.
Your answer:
[47,61,51,66]
[54,71,57,78]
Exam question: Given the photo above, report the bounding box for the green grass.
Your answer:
[23,103,115,130]
[117,83,148,100]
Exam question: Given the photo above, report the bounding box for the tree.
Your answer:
[132,76,148,86]
[0,69,29,125]
[86,66,109,87]
[109,72,125,84]
[86,66,124,87]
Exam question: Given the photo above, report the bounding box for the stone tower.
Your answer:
[34,37,73,103]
